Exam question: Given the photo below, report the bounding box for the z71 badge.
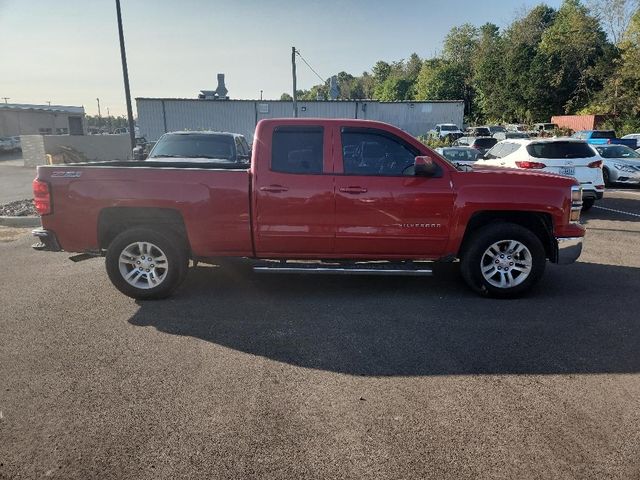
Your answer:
[51,171,82,178]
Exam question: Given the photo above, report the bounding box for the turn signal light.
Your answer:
[32,179,51,215]
[588,160,603,168]
[515,161,547,169]
[570,209,581,222]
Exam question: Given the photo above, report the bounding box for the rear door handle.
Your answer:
[260,184,289,193]
[339,186,368,194]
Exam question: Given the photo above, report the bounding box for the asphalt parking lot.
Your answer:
[0,152,35,204]
[1,190,639,479]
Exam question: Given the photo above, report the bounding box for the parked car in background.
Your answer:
[621,133,640,148]
[476,138,604,210]
[486,125,507,136]
[533,123,558,134]
[506,124,528,133]
[147,131,251,165]
[453,136,498,156]
[429,123,464,140]
[593,144,640,186]
[435,146,482,170]
[493,132,530,141]
[571,130,637,148]
[466,126,491,137]
[0,137,15,152]
[11,136,21,151]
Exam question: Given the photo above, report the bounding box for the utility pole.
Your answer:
[96,98,102,130]
[260,90,263,101]
[46,100,51,106]
[1,97,9,104]
[291,47,298,118]
[116,0,136,150]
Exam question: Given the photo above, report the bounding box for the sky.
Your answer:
[0,0,564,116]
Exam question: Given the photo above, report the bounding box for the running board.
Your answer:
[252,261,433,276]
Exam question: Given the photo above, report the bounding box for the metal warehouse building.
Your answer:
[136,98,464,142]
[0,103,86,136]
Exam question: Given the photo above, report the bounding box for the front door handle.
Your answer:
[260,184,289,193]
[339,186,368,194]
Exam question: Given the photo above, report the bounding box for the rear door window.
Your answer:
[526,142,596,159]
[271,127,324,174]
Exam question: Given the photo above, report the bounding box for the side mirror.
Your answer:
[414,156,438,177]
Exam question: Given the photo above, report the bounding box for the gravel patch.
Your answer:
[0,199,37,217]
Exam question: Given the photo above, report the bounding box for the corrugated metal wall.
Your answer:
[137,99,464,141]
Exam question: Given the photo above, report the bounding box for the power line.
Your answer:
[295,49,326,84]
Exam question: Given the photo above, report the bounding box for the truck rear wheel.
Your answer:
[460,223,546,298]
[105,227,188,300]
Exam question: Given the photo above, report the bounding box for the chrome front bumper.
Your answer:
[555,236,583,265]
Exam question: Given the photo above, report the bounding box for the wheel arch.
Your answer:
[458,211,555,261]
[98,207,190,254]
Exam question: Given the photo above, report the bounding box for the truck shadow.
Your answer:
[129,261,640,377]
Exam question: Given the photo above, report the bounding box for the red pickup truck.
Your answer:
[32,118,585,299]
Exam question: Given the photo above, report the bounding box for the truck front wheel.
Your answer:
[460,223,546,298]
[105,227,188,300]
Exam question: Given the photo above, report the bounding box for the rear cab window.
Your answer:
[271,126,324,174]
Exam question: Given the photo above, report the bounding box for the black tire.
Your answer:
[582,198,595,211]
[105,227,188,300]
[460,222,546,298]
[603,167,611,188]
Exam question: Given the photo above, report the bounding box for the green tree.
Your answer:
[539,0,611,113]
[374,77,412,101]
[584,9,640,132]
[472,23,505,121]
[415,59,466,101]
[442,23,479,115]
[502,4,557,121]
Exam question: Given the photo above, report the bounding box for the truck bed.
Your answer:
[36,162,253,257]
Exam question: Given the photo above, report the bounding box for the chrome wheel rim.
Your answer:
[480,240,532,289]
[118,241,169,289]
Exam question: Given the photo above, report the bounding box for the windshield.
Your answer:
[149,134,236,160]
[440,125,458,131]
[596,145,640,159]
[489,126,506,133]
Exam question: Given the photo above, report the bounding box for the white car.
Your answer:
[475,138,605,210]
[429,123,464,140]
[621,133,640,149]
[594,144,640,186]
